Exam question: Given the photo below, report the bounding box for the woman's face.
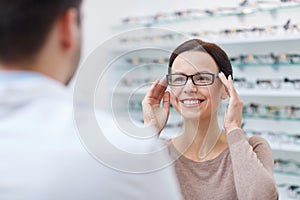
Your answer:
[170,51,227,120]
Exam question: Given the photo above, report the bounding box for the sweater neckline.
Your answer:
[169,142,230,165]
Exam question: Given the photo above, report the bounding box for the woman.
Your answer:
[142,39,278,200]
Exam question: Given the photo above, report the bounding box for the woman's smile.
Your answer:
[179,98,205,108]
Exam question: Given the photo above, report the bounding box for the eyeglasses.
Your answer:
[277,183,300,199]
[119,20,300,44]
[245,129,300,145]
[120,1,300,26]
[119,33,183,43]
[232,77,300,90]
[256,79,282,89]
[126,57,169,65]
[234,77,255,88]
[166,72,218,86]
[190,19,300,37]
[243,102,300,119]
[256,78,300,89]
[230,53,300,66]
[284,77,300,89]
[274,159,300,176]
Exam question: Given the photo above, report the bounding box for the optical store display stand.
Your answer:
[100,3,300,199]
[220,37,300,199]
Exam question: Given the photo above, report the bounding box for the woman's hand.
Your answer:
[218,72,243,133]
[142,78,170,135]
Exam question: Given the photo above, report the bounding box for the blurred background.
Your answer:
[78,1,300,199]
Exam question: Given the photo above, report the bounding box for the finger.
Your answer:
[155,76,168,96]
[227,75,239,99]
[143,78,168,105]
[218,72,230,97]
[149,79,160,90]
[144,80,160,99]
[162,91,170,115]
[158,76,168,88]
[150,77,168,100]
[218,72,228,88]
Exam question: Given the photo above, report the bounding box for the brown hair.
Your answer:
[168,39,233,78]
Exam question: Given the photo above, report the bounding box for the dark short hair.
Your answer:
[168,39,233,78]
[0,0,82,64]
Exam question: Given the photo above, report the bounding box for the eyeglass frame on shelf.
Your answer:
[166,72,218,86]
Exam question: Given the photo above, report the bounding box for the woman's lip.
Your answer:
[179,98,205,102]
[179,99,204,107]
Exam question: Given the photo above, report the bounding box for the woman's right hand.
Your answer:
[142,77,170,135]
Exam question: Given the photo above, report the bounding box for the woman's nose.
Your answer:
[184,78,197,94]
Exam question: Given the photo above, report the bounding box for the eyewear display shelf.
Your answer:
[112,3,300,30]
[221,37,300,198]
[107,5,300,200]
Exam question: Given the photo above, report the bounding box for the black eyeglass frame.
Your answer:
[166,72,218,86]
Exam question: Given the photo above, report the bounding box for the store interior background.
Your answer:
[81,0,234,58]
[78,1,300,199]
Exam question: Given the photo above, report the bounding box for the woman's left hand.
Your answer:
[218,72,243,133]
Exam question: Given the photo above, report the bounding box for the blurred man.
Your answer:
[0,1,182,199]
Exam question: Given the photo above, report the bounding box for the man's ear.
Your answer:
[59,8,80,50]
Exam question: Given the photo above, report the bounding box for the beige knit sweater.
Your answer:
[169,128,279,200]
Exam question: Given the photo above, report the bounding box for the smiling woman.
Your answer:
[142,39,279,200]
[168,50,226,121]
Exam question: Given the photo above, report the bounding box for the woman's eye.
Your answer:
[174,77,185,82]
[196,76,210,82]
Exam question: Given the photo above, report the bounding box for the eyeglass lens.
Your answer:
[168,73,215,86]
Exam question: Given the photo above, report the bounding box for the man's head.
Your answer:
[0,0,82,84]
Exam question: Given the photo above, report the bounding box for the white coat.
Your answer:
[0,71,182,200]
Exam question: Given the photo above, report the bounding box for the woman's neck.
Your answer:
[172,116,227,162]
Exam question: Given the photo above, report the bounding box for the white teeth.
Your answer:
[182,100,200,105]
